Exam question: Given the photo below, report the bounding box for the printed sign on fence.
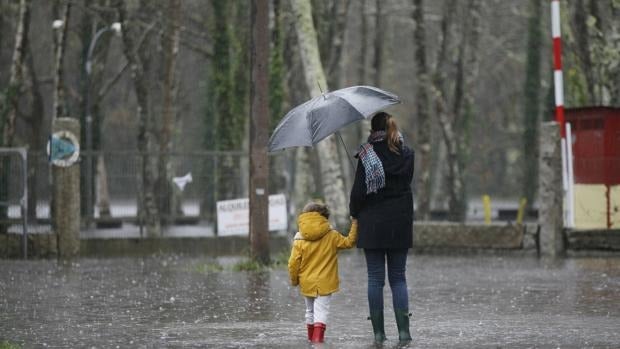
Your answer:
[216,194,288,236]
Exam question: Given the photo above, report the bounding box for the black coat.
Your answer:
[349,140,414,249]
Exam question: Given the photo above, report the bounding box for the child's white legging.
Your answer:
[304,294,331,325]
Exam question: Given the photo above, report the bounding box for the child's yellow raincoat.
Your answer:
[288,212,358,297]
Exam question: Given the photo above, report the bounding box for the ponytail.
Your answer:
[386,116,401,154]
[371,112,402,154]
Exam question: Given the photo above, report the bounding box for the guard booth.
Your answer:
[566,107,620,229]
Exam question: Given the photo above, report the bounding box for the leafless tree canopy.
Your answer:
[0,0,618,225]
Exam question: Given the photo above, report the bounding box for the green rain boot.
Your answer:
[394,309,412,342]
[368,310,387,343]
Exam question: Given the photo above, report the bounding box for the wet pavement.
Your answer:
[1,252,619,348]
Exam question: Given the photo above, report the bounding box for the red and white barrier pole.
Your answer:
[550,0,574,227]
[551,0,565,136]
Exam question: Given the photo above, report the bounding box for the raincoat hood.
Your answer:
[296,212,331,241]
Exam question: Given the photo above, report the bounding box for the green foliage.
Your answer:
[207,0,248,153]
[0,341,21,349]
[232,259,267,272]
[207,0,234,151]
[565,67,589,107]
[233,249,290,271]
[270,249,290,269]
[190,248,290,273]
[204,0,249,201]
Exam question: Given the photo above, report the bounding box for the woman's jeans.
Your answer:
[364,248,409,311]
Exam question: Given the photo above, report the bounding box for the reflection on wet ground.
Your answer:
[1,253,619,348]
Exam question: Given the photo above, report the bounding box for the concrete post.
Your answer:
[538,122,564,257]
[52,117,81,258]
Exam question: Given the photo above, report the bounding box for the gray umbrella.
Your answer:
[268,85,400,153]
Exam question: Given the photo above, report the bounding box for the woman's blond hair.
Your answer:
[371,112,401,154]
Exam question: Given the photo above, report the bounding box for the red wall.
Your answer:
[566,107,620,185]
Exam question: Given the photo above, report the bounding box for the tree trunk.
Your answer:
[52,1,70,120]
[357,0,370,140]
[1,0,30,147]
[432,0,483,222]
[212,1,246,202]
[0,0,30,234]
[455,0,481,221]
[433,86,463,221]
[412,0,431,220]
[249,0,270,264]
[522,0,542,211]
[606,2,620,105]
[430,0,456,215]
[158,0,182,225]
[268,0,288,195]
[290,0,348,229]
[81,0,115,220]
[441,0,481,222]
[282,3,313,226]
[373,0,384,87]
[325,0,351,88]
[573,0,595,104]
[25,43,43,221]
[116,0,160,237]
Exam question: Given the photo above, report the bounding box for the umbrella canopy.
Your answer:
[268,85,400,152]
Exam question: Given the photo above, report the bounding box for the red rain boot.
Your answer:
[311,322,326,343]
[307,324,314,341]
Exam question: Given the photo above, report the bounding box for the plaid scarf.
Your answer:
[358,131,388,194]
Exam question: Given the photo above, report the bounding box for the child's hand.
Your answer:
[350,216,358,224]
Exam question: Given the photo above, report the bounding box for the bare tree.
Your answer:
[522,0,543,211]
[566,0,620,106]
[52,1,71,120]
[0,0,30,234]
[290,0,348,229]
[158,0,182,224]
[412,0,431,220]
[24,43,44,220]
[115,0,161,237]
[355,0,371,148]
[432,0,481,221]
[280,4,315,224]
[1,0,30,147]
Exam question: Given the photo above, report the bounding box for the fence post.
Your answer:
[52,117,81,258]
[538,121,564,257]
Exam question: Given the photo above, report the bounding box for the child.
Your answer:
[288,201,358,343]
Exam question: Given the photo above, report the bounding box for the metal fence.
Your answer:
[8,151,291,238]
[0,148,28,255]
[2,146,551,240]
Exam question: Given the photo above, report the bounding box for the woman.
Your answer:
[349,112,414,343]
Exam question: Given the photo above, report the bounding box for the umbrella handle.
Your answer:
[336,131,356,172]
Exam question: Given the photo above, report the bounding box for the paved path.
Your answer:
[1,253,619,348]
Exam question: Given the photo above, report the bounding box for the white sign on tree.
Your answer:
[216,194,287,236]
